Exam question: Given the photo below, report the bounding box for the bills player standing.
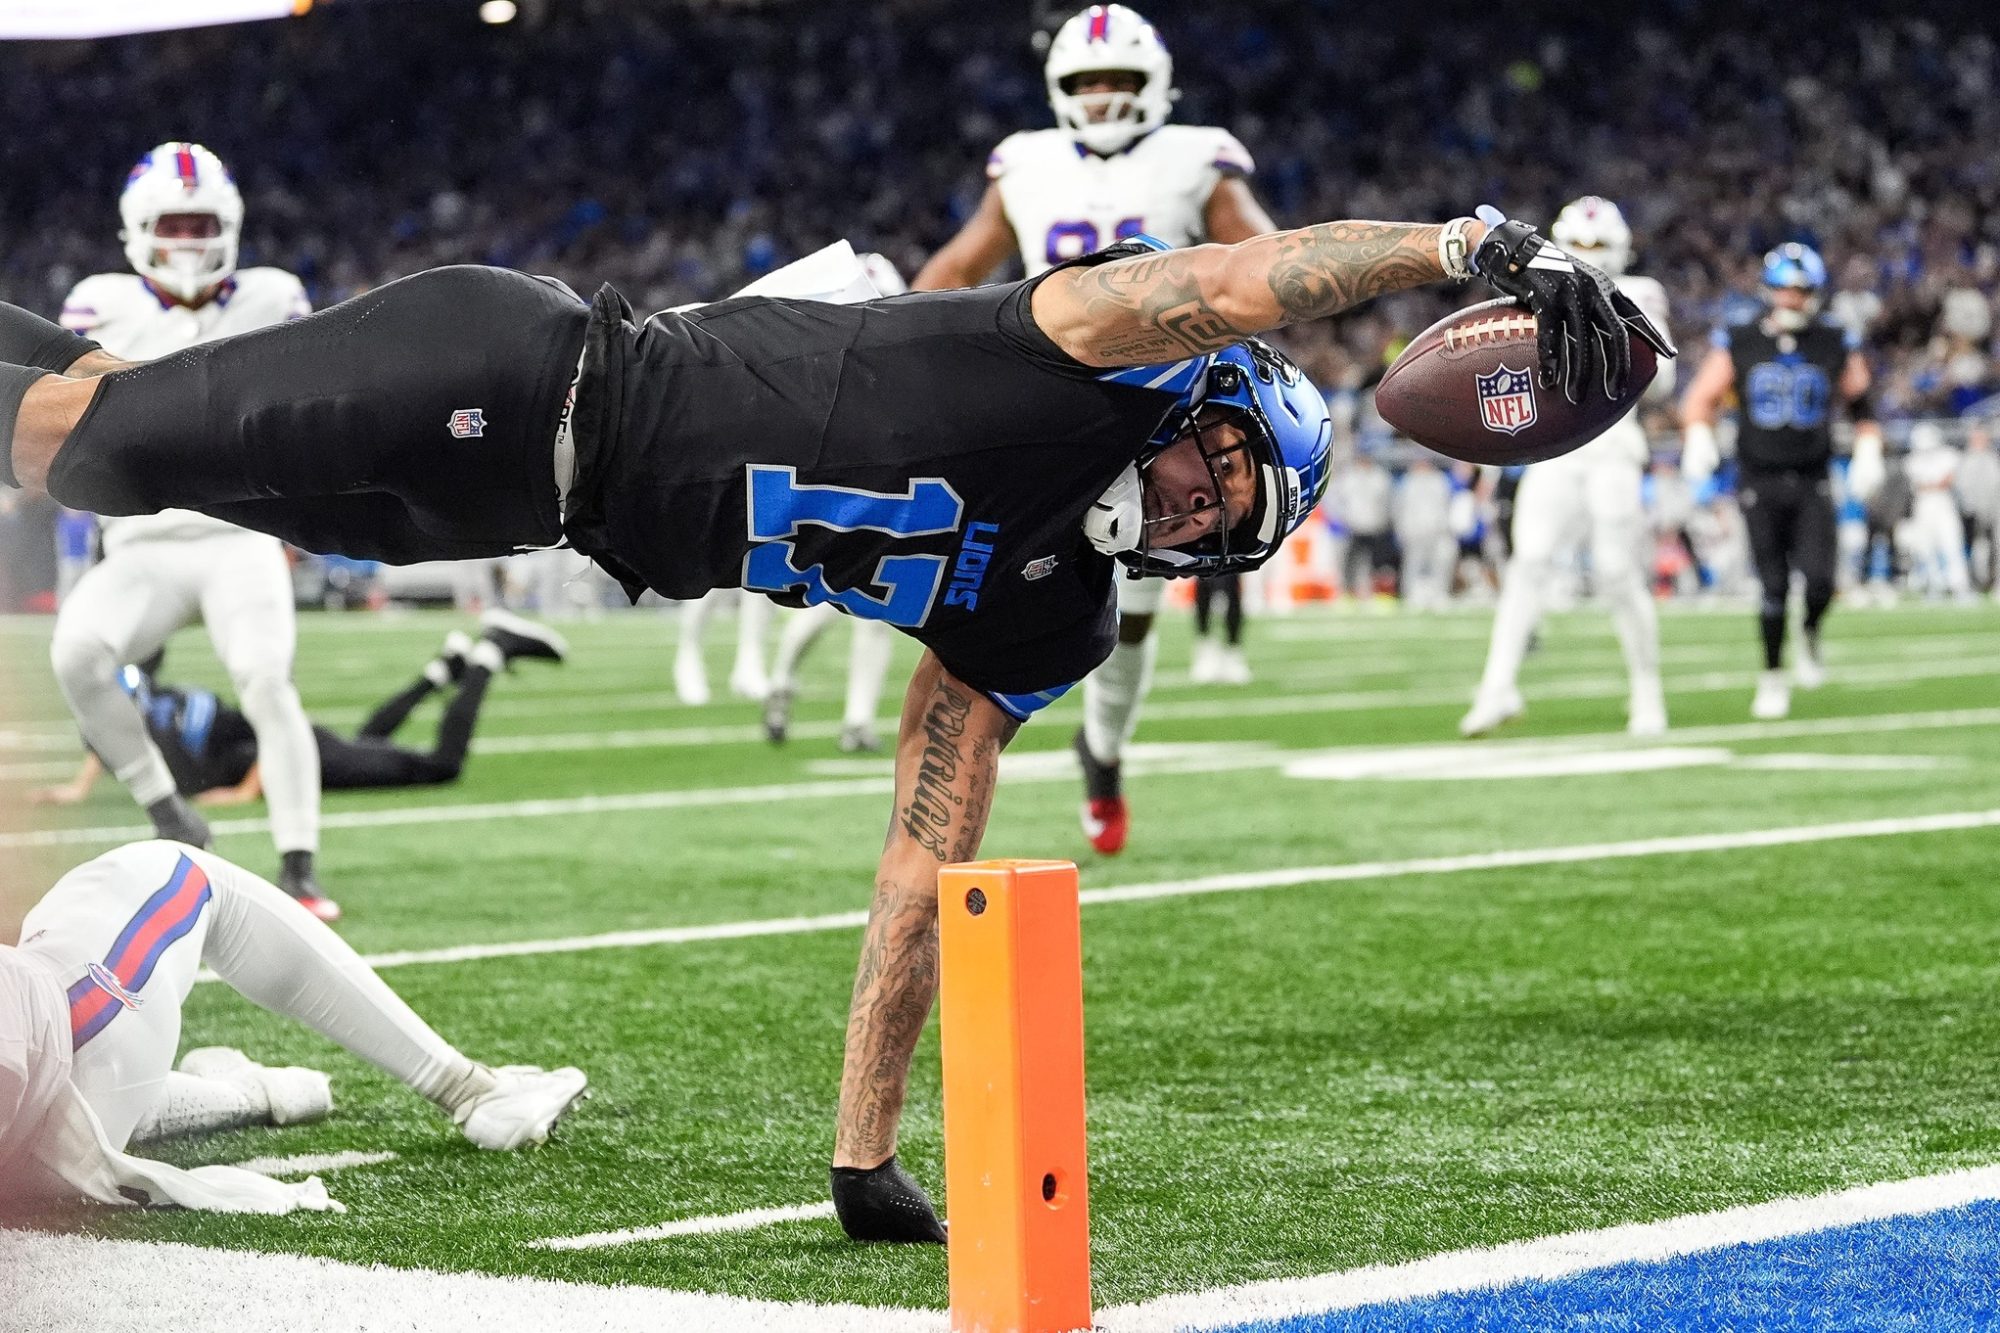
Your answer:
[913,2,1276,854]
[51,143,334,920]
[1460,197,1675,738]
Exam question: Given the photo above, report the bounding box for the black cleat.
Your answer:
[279,850,341,923]
[478,609,568,667]
[831,1156,946,1244]
[146,794,212,850]
[762,686,794,745]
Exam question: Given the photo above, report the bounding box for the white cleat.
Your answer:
[1793,648,1826,690]
[1190,639,1224,684]
[1459,688,1525,738]
[1627,673,1669,737]
[728,662,771,702]
[179,1046,334,1127]
[1216,647,1253,686]
[673,649,711,706]
[1751,669,1791,720]
[455,1064,589,1151]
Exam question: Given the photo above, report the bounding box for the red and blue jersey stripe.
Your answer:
[65,853,212,1051]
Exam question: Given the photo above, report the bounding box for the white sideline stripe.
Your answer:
[0,1232,945,1333]
[191,803,2000,982]
[21,703,2000,853]
[230,1149,400,1177]
[530,1201,838,1250]
[1099,1163,2000,1330]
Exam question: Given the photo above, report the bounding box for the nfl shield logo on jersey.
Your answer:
[1475,365,1537,436]
[448,408,486,439]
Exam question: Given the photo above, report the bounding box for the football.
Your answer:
[1374,298,1659,466]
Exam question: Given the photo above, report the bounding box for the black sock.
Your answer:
[830,1156,946,1244]
[1759,607,1785,671]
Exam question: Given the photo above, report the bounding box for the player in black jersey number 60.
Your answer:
[3,208,1669,1242]
[1681,242,1882,721]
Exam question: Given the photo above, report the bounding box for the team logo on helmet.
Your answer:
[448,409,487,439]
[87,962,145,1011]
[1476,364,1538,435]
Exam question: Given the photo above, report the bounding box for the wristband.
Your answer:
[1438,217,1478,282]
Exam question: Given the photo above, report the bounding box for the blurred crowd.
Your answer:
[2,1,1997,408]
[4,0,1999,611]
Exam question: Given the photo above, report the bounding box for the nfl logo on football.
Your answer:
[1475,364,1537,435]
[448,408,486,439]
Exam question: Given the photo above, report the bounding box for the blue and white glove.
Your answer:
[1470,205,1676,405]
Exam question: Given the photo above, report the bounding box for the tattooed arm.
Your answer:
[1029,218,1487,367]
[834,650,1019,1169]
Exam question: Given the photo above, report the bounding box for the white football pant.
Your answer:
[676,589,772,683]
[1081,576,1165,767]
[49,532,320,853]
[1473,434,1661,713]
[17,842,477,1151]
[769,603,895,730]
[1908,492,1972,598]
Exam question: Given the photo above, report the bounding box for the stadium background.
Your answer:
[7,2,2000,1327]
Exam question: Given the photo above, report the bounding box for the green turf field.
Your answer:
[4,598,1999,1311]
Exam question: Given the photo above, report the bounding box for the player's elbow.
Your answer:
[1207,244,1276,335]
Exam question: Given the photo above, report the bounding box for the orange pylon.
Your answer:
[939,860,1093,1333]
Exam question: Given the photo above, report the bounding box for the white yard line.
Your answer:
[183,802,2000,982]
[21,701,1994,855]
[230,1150,400,1178]
[6,634,1997,757]
[0,1232,945,1333]
[529,1201,838,1250]
[1098,1163,2000,1331]
[9,1161,1997,1332]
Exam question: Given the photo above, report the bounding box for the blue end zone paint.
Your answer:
[1220,1199,2000,1333]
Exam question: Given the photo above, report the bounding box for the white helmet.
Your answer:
[1045,5,1175,155]
[119,142,243,303]
[1550,196,1633,276]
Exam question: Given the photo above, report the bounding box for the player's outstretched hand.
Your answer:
[1470,205,1675,404]
[830,1155,947,1244]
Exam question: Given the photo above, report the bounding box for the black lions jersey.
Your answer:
[565,246,1204,720]
[1718,318,1857,473]
[95,671,257,795]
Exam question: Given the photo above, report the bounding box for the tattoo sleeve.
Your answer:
[834,654,1015,1166]
[1042,220,1453,366]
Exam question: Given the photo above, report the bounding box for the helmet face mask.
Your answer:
[1099,340,1332,579]
[1045,5,1175,155]
[120,142,243,304]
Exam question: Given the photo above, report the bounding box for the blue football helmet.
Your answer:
[1761,242,1828,293]
[1117,339,1333,579]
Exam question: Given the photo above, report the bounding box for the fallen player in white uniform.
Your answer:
[0,841,586,1213]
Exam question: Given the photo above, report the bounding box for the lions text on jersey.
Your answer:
[988,124,1254,276]
[59,268,310,549]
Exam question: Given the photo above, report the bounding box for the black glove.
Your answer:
[830,1156,947,1244]
[1470,206,1676,404]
